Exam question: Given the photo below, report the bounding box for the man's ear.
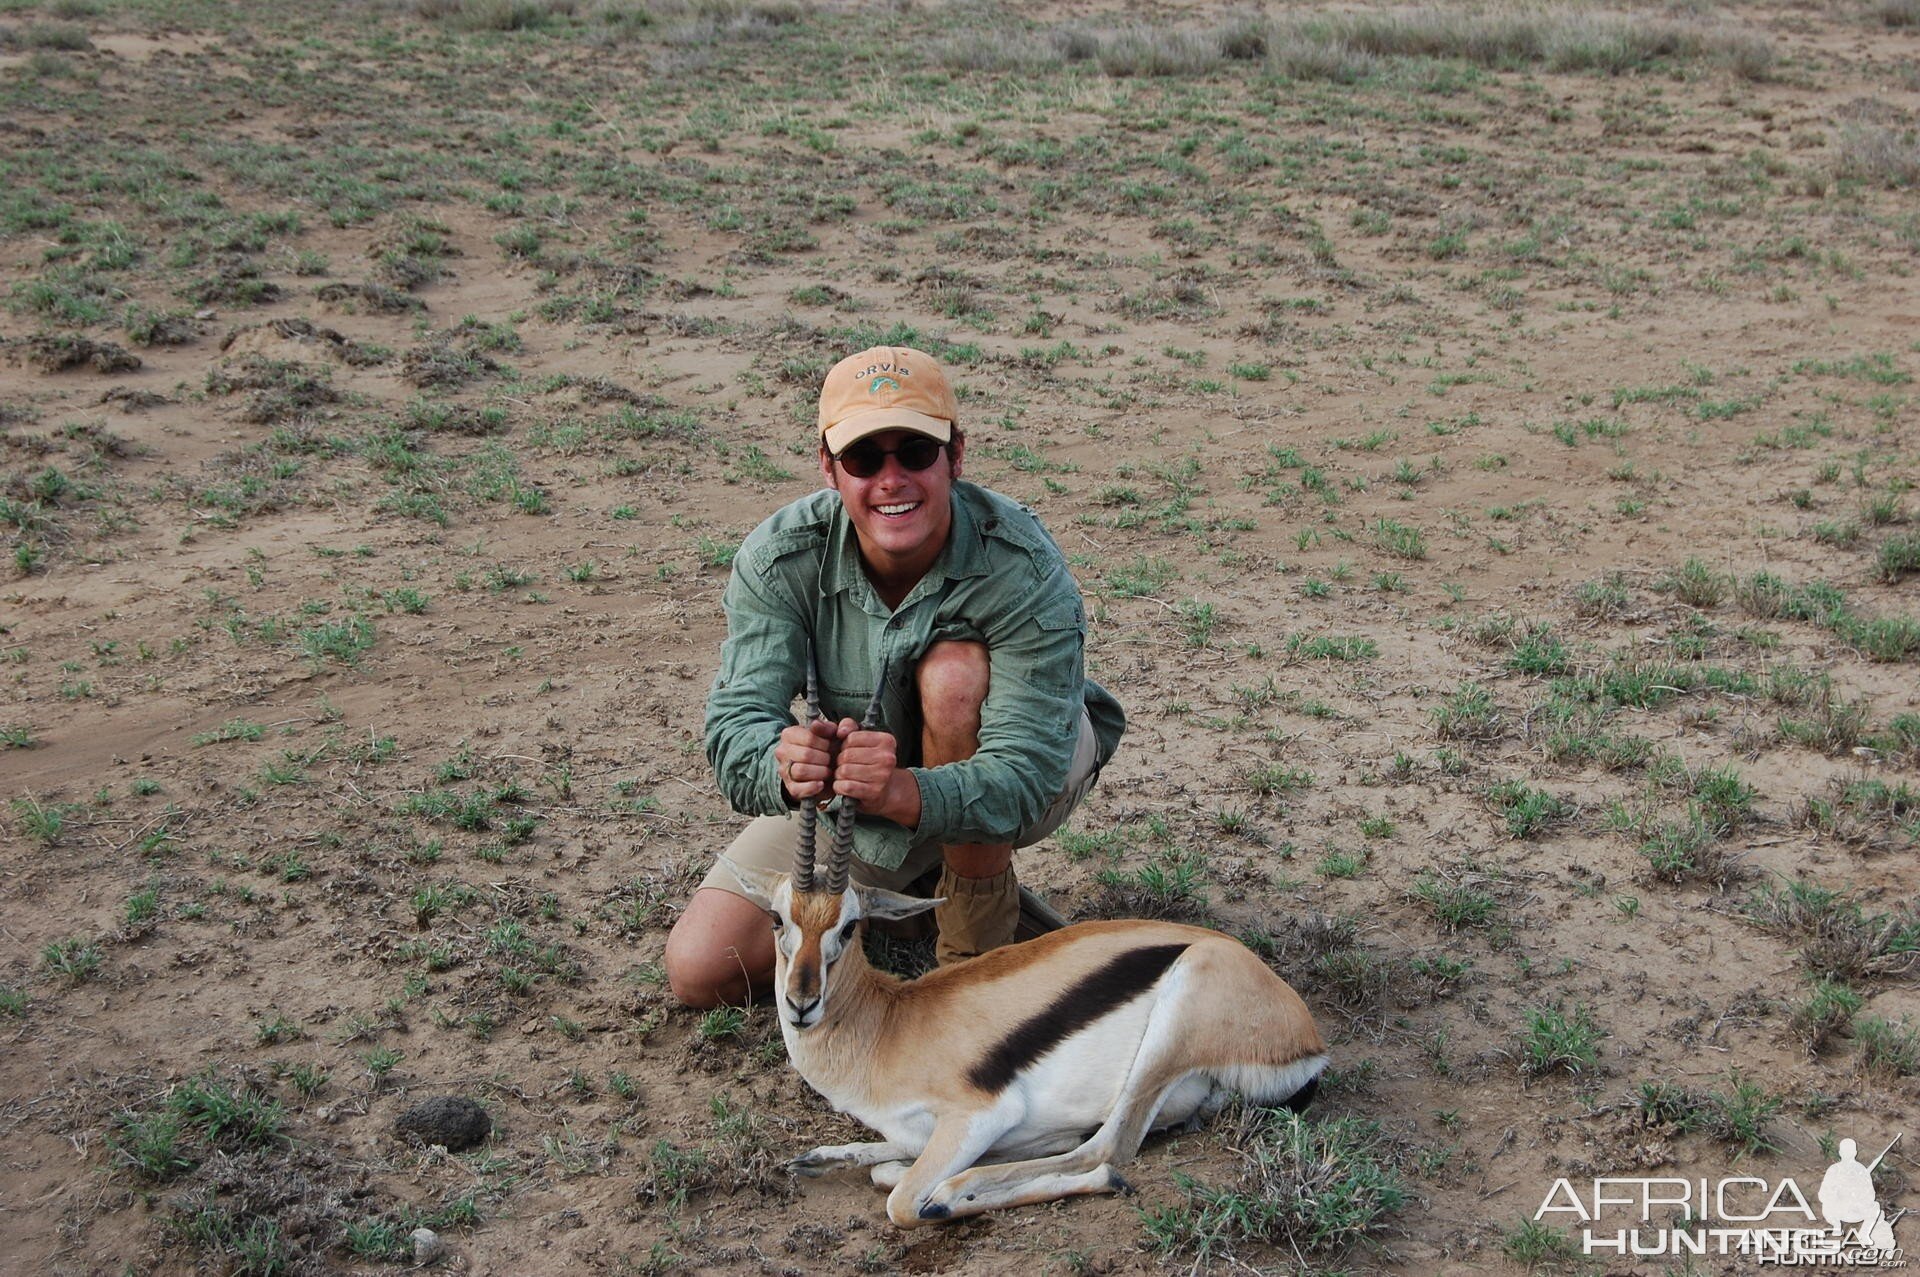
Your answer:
[721,860,785,913]
[947,429,964,481]
[820,446,837,489]
[857,887,942,921]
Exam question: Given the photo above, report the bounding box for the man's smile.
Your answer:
[819,424,961,603]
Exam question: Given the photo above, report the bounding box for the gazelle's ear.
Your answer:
[721,861,784,913]
[857,887,942,922]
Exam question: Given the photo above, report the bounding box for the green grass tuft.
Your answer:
[1517,1003,1603,1079]
[1484,780,1573,839]
[1141,1107,1405,1264]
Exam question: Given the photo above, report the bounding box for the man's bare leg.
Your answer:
[664,888,776,1008]
[917,641,1017,964]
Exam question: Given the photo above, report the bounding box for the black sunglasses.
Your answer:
[833,436,946,480]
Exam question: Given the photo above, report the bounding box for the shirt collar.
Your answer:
[816,484,992,607]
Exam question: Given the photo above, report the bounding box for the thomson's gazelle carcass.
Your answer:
[726,652,1327,1226]
[727,863,1328,1226]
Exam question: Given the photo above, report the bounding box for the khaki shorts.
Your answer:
[700,708,1101,896]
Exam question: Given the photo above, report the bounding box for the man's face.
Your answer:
[821,429,963,586]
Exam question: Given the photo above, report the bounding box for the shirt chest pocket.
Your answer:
[820,689,875,725]
[821,675,914,765]
[822,661,900,728]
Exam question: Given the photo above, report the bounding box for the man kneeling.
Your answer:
[664,345,1125,1008]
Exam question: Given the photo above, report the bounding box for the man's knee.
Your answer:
[918,640,989,727]
[662,928,732,1009]
[664,888,772,1009]
[663,944,737,1009]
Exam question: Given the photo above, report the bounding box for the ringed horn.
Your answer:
[793,647,888,897]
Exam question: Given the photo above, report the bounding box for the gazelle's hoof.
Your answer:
[1106,1167,1135,1196]
[787,1151,837,1177]
[917,1200,952,1221]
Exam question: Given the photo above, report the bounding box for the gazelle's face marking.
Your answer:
[771,886,863,1032]
[717,862,941,1032]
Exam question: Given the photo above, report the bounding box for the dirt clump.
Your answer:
[394,1096,492,1151]
[127,310,200,346]
[204,354,343,424]
[19,334,142,374]
[221,317,389,366]
[401,334,501,389]
[315,279,426,314]
[99,385,171,412]
[185,258,283,308]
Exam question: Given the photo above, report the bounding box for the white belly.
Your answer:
[984,996,1156,1154]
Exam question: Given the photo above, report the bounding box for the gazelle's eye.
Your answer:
[838,919,859,943]
[770,916,785,934]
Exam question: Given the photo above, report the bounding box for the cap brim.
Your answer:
[822,408,953,454]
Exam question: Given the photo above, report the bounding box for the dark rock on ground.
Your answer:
[393,1096,491,1150]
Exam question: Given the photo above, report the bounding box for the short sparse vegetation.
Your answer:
[1484,780,1573,839]
[1411,869,1500,931]
[40,936,101,983]
[0,2,1913,1271]
[1635,1071,1782,1156]
[1517,1003,1603,1079]
[1141,1107,1406,1265]
[1743,879,1920,983]
[1855,1017,1920,1079]
[1433,682,1502,742]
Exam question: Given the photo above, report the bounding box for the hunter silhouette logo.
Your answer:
[1822,1137,1904,1252]
[1535,1132,1907,1264]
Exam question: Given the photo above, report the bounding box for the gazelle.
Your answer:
[725,863,1328,1226]
[723,654,1326,1226]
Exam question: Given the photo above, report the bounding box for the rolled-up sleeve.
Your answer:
[704,548,805,819]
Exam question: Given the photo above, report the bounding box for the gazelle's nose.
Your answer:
[784,993,819,1024]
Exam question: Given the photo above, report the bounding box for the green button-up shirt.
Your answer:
[705,480,1125,870]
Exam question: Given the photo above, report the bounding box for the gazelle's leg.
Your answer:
[914,1102,1165,1220]
[869,1160,911,1189]
[788,1140,917,1177]
[930,1163,1131,1218]
[922,963,1203,1217]
[884,1106,1019,1227]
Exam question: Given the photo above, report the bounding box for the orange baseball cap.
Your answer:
[817,346,957,454]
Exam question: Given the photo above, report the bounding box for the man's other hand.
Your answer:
[833,721,920,827]
[775,716,845,801]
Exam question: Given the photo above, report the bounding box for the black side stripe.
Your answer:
[966,944,1190,1093]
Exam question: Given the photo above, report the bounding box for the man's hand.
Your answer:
[776,717,921,827]
[775,716,845,802]
[832,720,921,829]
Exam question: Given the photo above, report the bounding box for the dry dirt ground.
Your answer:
[3,0,1919,1273]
